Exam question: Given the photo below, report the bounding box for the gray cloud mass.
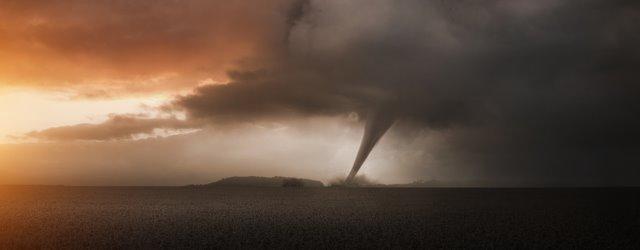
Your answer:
[172,0,640,185]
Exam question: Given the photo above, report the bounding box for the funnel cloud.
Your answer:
[347,105,396,182]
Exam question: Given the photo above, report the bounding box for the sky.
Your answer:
[0,0,638,186]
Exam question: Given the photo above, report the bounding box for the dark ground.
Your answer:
[0,186,638,249]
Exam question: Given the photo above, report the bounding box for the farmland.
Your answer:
[0,186,638,248]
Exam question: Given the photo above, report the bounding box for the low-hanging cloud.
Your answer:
[27,114,198,141]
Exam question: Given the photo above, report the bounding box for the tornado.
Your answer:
[346,107,395,183]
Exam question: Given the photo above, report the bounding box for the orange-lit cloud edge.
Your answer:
[0,0,297,142]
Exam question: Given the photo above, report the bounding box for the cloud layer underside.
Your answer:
[172,0,640,184]
[178,0,638,125]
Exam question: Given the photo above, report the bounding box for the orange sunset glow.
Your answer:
[0,0,289,136]
[0,0,378,185]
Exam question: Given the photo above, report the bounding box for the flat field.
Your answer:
[0,186,638,248]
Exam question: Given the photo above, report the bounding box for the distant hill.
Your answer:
[199,176,325,188]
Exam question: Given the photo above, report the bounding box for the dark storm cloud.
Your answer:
[173,67,368,122]
[177,0,640,125]
[27,115,197,141]
[172,0,640,185]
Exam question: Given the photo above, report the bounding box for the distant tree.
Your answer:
[282,178,304,188]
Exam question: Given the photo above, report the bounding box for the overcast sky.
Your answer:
[0,0,638,186]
